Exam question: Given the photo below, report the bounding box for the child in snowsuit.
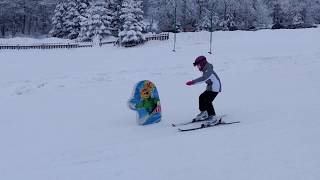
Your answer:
[186,56,222,123]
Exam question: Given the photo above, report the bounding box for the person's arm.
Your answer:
[192,68,211,84]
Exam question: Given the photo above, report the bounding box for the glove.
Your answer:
[186,80,194,86]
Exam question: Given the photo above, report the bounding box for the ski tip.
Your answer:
[178,128,192,132]
[220,121,240,125]
[172,124,176,127]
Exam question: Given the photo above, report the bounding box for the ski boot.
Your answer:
[193,111,209,122]
[202,115,220,127]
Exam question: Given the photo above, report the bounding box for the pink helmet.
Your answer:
[193,56,207,70]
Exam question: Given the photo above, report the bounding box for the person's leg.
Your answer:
[204,91,218,116]
[199,91,208,112]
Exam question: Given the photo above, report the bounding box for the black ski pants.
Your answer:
[199,91,219,116]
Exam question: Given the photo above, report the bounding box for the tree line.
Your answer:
[1,0,320,39]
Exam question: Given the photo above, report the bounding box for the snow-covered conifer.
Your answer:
[79,1,113,43]
[64,0,80,39]
[50,1,68,38]
[63,0,92,39]
[109,0,123,36]
[118,0,145,46]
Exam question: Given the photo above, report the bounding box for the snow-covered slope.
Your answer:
[0,37,74,45]
[1,27,320,180]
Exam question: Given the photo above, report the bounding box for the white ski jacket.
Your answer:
[192,63,222,92]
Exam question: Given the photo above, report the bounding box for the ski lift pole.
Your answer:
[209,31,213,54]
[173,0,177,52]
[208,5,213,54]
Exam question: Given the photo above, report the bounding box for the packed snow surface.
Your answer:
[0,37,74,45]
[1,27,320,180]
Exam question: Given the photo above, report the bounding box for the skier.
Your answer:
[186,55,222,124]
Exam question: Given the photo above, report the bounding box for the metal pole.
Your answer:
[208,1,214,54]
[173,0,177,52]
[209,31,213,54]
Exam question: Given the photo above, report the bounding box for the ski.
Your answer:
[172,114,227,127]
[172,118,208,127]
[178,120,240,132]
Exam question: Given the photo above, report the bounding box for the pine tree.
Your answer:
[109,0,123,36]
[76,0,92,16]
[50,1,68,38]
[119,0,145,46]
[62,0,92,39]
[79,1,113,43]
[64,0,80,39]
[311,0,320,24]
[287,0,313,27]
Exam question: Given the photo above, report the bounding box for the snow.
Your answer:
[0,37,74,45]
[1,27,320,180]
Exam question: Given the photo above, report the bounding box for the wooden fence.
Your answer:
[145,33,169,41]
[0,33,169,50]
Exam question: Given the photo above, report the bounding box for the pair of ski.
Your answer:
[172,114,240,132]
